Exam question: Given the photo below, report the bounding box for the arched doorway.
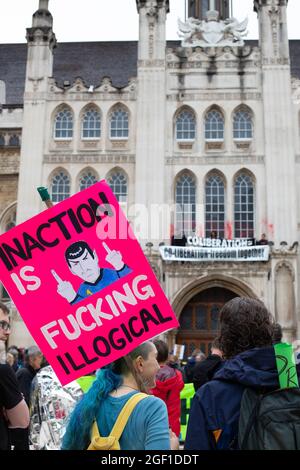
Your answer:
[176,287,237,358]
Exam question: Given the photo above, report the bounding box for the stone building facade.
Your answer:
[0,0,300,356]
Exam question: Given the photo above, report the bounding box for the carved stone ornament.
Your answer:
[178,9,248,48]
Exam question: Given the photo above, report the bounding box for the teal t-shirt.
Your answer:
[95,391,170,450]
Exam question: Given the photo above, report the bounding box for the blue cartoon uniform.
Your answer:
[70,265,132,304]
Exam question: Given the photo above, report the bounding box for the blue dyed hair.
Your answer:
[61,341,154,450]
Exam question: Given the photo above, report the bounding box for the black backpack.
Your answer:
[238,387,300,450]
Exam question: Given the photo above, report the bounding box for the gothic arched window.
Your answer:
[54,108,73,139]
[50,170,71,202]
[205,109,224,141]
[234,173,255,238]
[0,135,5,147]
[205,174,225,238]
[0,283,10,301]
[0,204,16,300]
[233,109,253,140]
[176,110,196,141]
[110,108,129,139]
[5,220,16,232]
[175,173,196,236]
[108,171,128,202]
[81,108,101,139]
[79,171,98,191]
[0,205,16,234]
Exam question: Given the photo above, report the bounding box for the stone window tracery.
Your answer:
[205,109,224,141]
[79,171,98,191]
[176,110,196,141]
[233,109,253,140]
[81,109,101,139]
[108,171,128,202]
[54,108,73,139]
[234,173,255,238]
[205,174,225,238]
[50,170,71,202]
[175,173,196,236]
[110,108,129,139]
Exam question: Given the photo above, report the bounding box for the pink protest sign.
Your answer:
[0,181,179,385]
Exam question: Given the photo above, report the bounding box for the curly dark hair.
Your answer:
[219,297,274,359]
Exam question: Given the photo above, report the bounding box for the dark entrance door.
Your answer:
[176,287,237,358]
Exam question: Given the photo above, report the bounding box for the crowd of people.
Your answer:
[1,297,300,451]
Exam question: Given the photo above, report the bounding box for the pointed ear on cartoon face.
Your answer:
[93,250,99,264]
[68,257,79,274]
[68,262,75,274]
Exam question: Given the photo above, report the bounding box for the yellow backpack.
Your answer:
[87,393,148,450]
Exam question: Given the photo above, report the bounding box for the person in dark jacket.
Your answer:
[167,354,183,373]
[151,340,184,437]
[16,346,43,406]
[192,338,223,392]
[183,349,206,383]
[11,346,43,450]
[6,346,21,373]
[184,297,300,450]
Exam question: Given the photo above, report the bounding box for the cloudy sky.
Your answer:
[0,0,299,43]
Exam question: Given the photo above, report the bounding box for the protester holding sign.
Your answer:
[0,181,178,386]
[62,341,179,450]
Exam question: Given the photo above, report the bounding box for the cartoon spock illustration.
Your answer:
[51,241,132,305]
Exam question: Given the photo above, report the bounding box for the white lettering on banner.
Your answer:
[160,245,270,263]
[187,236,253,248]
[40,274,155,350]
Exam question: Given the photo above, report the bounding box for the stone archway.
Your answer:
[0,201,17,234]
[169,275,258,358]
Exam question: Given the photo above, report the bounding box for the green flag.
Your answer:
[180,383,195,441]
[274,342,299,389]
[76,375,96,393]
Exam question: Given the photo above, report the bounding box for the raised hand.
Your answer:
[102,242,125,271]
[51,269,77,303]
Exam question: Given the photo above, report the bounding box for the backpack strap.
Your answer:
[110,393,148,440]
[89,392,148,449]
[239,389,263,450]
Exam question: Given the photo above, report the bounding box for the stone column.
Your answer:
[13,2,56,345]
[135,1,169,248]
[16,2,56,223]
[275,261,296,341]
[255,0,297,246]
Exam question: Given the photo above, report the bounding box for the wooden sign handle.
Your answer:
[37,187,53,208]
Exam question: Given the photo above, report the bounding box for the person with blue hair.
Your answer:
[61,341,179,450]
